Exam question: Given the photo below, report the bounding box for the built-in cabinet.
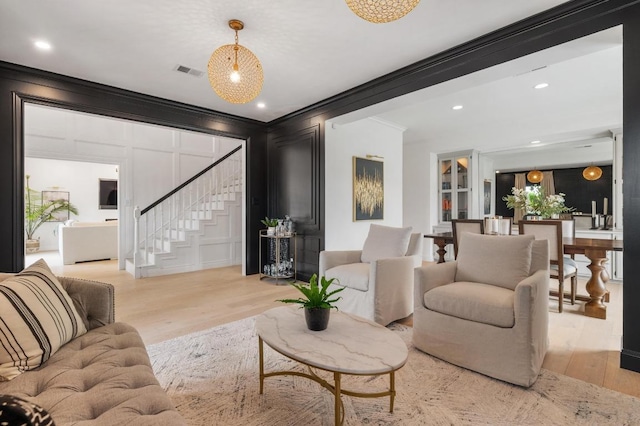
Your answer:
[439,153,473,223]
[431,150,478,262]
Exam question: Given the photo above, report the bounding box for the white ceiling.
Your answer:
[334,27,622,161]
[0,0,572,123]
[1,0,621,167]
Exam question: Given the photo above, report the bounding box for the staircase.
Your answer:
[126,146,243,278]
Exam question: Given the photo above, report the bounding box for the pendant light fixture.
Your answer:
[208,19,263,104]
[583,164,603,181]
[527,169,543,184]
[345,0,421,23]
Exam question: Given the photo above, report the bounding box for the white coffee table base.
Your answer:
[259,337,397,425]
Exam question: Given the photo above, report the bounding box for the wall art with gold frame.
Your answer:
[353,156,384,221]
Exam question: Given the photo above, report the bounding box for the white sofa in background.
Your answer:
[58,221,118,264]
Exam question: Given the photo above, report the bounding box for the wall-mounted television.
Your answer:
[99,179,118,210]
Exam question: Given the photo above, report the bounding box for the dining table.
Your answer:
[563,237,623,320]
[423,232,623,320]
[423,232,454,264]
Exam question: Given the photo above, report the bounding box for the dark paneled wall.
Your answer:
[268,124,322,281]
[621,7,640,373]
[495,166,613,217]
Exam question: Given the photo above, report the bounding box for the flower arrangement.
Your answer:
[503,185,573,218]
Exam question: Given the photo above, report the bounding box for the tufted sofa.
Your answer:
[0,274,185,425]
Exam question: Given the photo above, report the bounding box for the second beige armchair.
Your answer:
[413,233,550,387]
[319,224,423,326]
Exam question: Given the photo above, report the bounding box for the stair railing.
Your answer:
[133,146,242,271]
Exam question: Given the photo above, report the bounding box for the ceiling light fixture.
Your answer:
[452,105,463,110]
[34,40,51,50]
[345,0,420,23]
[530,140,541,144]
[208,19,263,104]
[257,102,265,109]
[534,83,549,89]
[583,165,603,181]
[527,169,543,183]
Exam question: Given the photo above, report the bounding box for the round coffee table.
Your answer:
[255,306,408,425]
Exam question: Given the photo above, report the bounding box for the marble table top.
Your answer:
[255,306,408,375]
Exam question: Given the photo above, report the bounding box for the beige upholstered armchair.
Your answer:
[413,233,550,387]
[319,225,423,326]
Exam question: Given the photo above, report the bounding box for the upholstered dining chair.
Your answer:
[518,220,578,312]
[319,224,423,326]
[451,219,484,258]
[413,233,550,387]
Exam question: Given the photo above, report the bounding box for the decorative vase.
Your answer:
[551,213,560,219]
[304,307,330,331]
[267,227,275,236]
[26,239,40,253]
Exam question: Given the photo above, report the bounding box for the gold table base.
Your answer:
[259,337,397,426]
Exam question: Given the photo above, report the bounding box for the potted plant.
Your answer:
[260,217,278,236]
[277,274,344,331]
[25,175,79,253]
[503,185,573,219]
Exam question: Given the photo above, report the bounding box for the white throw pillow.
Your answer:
[361,224,413,263]
[0,259,87,380]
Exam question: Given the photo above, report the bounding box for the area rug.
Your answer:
[147,317,640,425]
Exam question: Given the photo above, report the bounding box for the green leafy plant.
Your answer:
[260,217,278,227]
[277,274,344,309]
[25,175,79,240]
[503,185,574,218]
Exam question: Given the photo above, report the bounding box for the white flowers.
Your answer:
[503,186,573,218]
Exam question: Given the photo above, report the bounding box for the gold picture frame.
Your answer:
[353,156,384,221]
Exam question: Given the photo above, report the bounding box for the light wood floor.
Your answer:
[34,253,640,399]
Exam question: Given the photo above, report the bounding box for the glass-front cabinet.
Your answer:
[438,152,473,223]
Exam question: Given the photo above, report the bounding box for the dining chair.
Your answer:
[451,219,484,258]
[518,220,578,312]
[559,218,576,239]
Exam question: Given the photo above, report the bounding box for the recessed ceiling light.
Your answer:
[34,40,51,50]
[452,105,463,110]
[495,170,501,174]
[530,140,541,144]
[534,83,549,89]
[257,102,265,109]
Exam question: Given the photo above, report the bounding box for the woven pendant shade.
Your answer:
[208,20,263,104]
[345,0,420,23]
[527,169,543,184]
[583,165,603,181]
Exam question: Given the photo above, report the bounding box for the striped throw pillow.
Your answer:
[0,259,87,381]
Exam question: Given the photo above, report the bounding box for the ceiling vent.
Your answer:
[514,65,548,77]
[175,65,203,77]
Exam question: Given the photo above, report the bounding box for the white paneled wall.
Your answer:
[24,103,243,271]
